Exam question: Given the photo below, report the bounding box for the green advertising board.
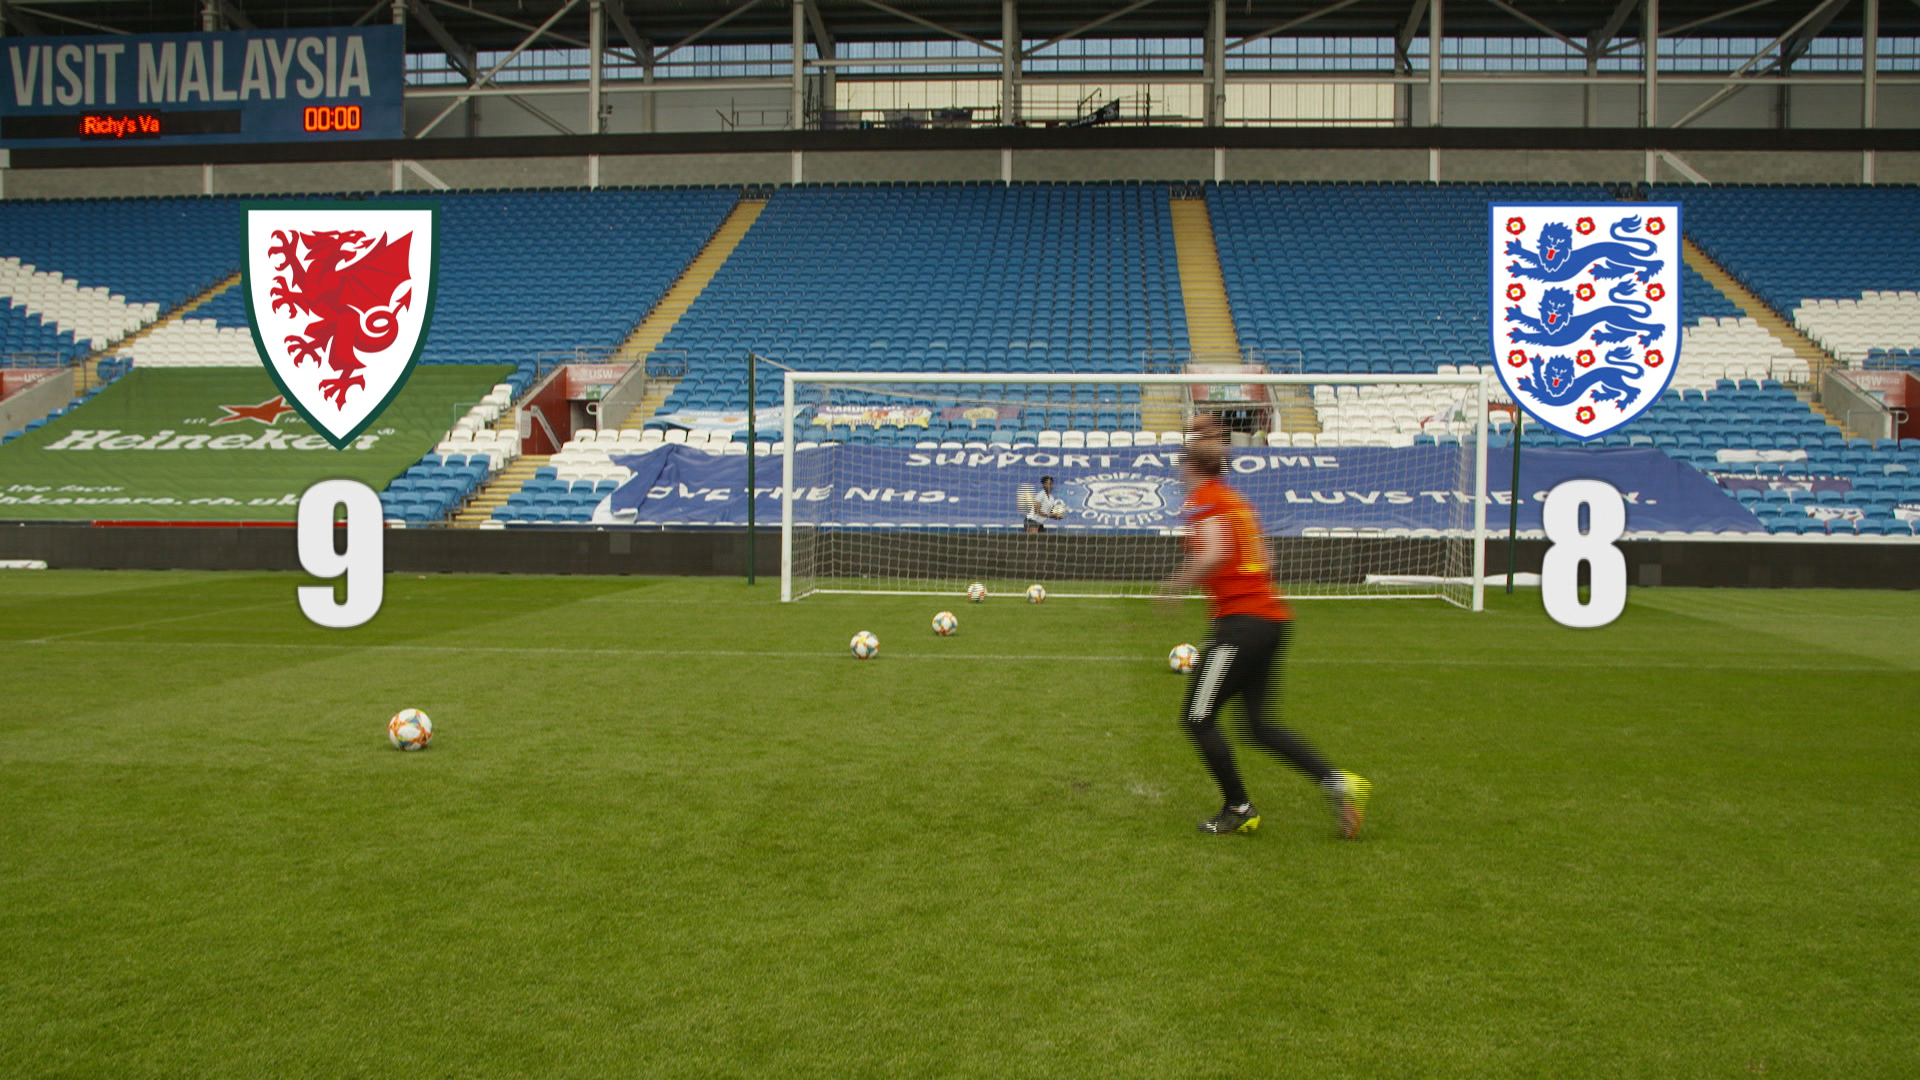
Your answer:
[0,366,509,521]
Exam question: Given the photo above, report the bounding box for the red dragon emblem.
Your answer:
[267,229,414,410]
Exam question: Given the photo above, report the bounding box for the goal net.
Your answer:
[779,372,1489,609]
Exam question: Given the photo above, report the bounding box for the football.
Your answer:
[966,582,987,603]
[1168,643,1198,674]
[850,630,880,659]
[932,611,958,636]
[387,708,434,751]
[1026,584,1046,604]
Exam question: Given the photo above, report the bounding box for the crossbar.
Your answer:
[782,372,1488,386]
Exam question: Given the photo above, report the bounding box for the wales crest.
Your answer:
[243,201,439,449]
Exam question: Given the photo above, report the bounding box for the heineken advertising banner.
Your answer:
[0,365,506,520]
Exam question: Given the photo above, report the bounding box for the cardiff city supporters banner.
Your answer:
[597,444,1761,534]
[812,405,931,429]
[1708,470,1854,497]
[655,408,789,433]
[0,365,507,520]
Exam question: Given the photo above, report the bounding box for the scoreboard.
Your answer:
[1,27,403,147]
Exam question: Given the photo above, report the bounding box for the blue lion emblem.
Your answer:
[1506,216,1664,283]
[1515,348,1645,410]
[1505,281,1666,348]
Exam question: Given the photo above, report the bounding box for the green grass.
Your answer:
[1,572,1916,1078]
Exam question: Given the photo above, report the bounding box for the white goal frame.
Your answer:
[780,371,1490,611]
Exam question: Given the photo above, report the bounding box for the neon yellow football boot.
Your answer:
[1323,771,1370,840]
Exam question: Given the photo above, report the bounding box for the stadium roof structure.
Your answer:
[5,0,1913,169]
[5,0,1915,58]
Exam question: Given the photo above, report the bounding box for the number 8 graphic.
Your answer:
[297,480,384,629]
[1541,479,1627,629]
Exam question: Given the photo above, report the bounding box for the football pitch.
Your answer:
[1,571,1915,1078]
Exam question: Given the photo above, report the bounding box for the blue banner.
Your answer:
[596,445,1762,534]
[2,27,401,147]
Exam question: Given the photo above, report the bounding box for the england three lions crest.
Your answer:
[242,201,439,449]
[1489,203,1680,442]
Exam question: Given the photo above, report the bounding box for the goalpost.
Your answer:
[779,371,1490,610]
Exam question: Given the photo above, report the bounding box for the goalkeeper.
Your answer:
[1023,475,1066,533]
[1157,439,1370,839]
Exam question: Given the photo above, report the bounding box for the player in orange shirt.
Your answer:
[1158,436,1370,839]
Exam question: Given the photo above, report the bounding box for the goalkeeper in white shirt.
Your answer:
[1024,475,1066,533]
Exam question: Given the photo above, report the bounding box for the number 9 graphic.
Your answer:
[1540,479,1627,629]
[297,480,384,629]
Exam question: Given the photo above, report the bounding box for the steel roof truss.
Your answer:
[1669,0,1851,126]
[414,0,582,138]
[1024,0,1163,59]
[1230,0,1374,53]
[851,0,997,53]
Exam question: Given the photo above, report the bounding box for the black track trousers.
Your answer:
[1181,616,1335,808]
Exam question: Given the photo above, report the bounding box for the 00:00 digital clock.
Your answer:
[3,105,371,142]
[302,105,362,132]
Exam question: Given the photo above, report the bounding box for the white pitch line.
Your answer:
[21,602,292,644]
[0,638,1907,671]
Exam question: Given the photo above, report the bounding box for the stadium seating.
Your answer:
[0,196,241,395]
[1864,346,1920,374]
[1678,262,1745,327]
[1207,181,1615,375]
[1,180,1913,539]
[374,372,552,524]
[488,439,640,524]
[644,183,1181,442]
[1793,291,1920,365]
[421,187,739,367]
[380,453,496,525]
[0,301,86,365]
[1,258,158,352]
[112,188,739,370]
[124,285,257,367]
[0,196,241,314]
[1650,184,1920,365]
[1669,314,1808,389]
[1311,375,1498,447]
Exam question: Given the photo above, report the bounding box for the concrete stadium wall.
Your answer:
[0,369,74,437]
[5,145,1912,199]
[403,83,1920,139]
[2,524,1917,589]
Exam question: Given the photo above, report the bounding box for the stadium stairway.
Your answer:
[1160,197,1232,433]
[1168,194,1318,437]
[614,197,767,432]
[76,272,241,392]
[1682,238,1851,434]
[452,453,550,527]
[1169,198,1240,366]
[451,197,764,527]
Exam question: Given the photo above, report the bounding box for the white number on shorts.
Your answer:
[296,479,384,629]
[1540,479,1626,629]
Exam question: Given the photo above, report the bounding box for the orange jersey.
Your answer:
[1185,478,1289,621]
